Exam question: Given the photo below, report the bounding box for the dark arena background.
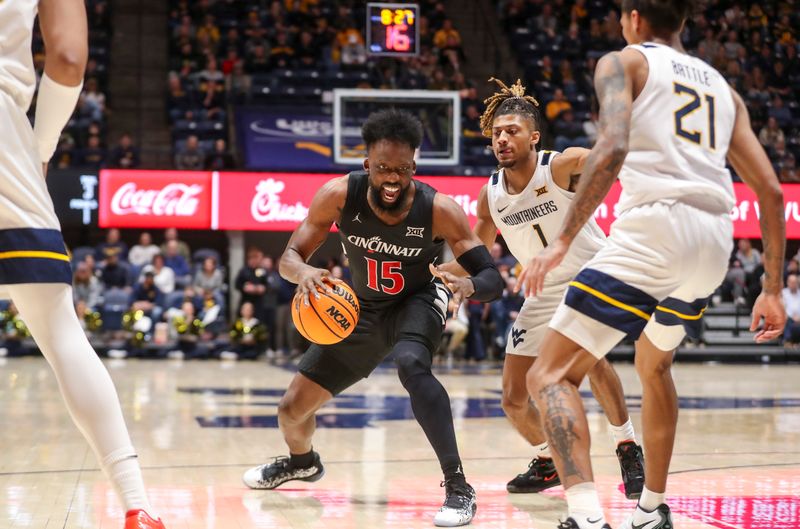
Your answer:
[1,1,799,528]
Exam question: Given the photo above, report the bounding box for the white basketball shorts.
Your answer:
[549,200,733,357]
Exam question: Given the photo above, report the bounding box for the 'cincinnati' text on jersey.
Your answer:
[346,235,423,257]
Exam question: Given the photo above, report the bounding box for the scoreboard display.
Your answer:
[366,3,419,57]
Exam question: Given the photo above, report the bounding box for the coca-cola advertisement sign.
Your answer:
[99,170,212,229]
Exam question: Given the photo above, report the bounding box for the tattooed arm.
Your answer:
[517,49,643,297]
[727,88,786,342]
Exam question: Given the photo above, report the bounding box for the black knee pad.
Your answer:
[393,340,432,386]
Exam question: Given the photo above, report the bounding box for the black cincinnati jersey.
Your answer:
[337,171,444,304]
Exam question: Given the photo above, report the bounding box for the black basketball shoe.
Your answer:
[616,441,645,499]
[242,453,325,489]
[506,456,561,493]
[434,474,477,527]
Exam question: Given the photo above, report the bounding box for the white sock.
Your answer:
[533,441,551,459]
[638,485,665,512]
[609,418,636,445]
[103,449,152,513]
[565,482,605,526]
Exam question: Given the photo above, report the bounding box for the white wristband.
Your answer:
[33,73,83,163]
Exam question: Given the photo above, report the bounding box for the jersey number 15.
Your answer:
[673,82,716,150]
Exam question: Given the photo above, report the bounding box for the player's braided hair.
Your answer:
[479,78,541,137]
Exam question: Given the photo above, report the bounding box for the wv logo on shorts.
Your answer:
[511,328,526,347]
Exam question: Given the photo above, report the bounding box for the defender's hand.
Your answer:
[296,267,333,306]
[516,239,568,297]
[430,263,474,306]
[750,292,786,343]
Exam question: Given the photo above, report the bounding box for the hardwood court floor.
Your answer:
[1,357,798,529]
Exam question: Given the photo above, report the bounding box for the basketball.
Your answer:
[291,280,360,345]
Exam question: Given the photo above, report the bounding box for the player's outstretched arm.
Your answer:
[727,89,787,342]
[436,184,498,277]
[280,176,348,304]
[517,49,639,297]
[36,0,88,172]
[430,193,504,304]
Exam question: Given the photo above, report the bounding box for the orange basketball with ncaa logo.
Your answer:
[291,280,360,345]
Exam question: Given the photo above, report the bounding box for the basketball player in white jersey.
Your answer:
[0,2,165,528]
[518,1,787,528]
[437,79,644,499]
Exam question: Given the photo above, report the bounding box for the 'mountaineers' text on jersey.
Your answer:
[617,42,736,214]
[337,171,444,304]
[487,151,605,284]
[0,0,39,110]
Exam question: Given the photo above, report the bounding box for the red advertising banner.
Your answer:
[99,170,213,229]
[100,170,800,238]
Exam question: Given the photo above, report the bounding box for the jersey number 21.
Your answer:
[673,82,716,150]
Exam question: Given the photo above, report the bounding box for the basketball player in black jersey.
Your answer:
[243,109,504,527]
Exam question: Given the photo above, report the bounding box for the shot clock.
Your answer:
[366,3,420,57]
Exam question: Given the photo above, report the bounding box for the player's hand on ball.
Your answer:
[430,263,474,306]
[750,292,786,343]
[296,267,334,306]
[516,238,568,297]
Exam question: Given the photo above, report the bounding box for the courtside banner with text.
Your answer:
[98,170,800,238]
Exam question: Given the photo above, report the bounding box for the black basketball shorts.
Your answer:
[298,282,449,395]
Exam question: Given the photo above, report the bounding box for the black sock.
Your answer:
[289,449,315,468]
[395,341,463,479]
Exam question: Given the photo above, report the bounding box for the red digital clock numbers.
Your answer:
[367,3,419,57]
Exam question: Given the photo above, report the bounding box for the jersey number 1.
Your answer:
[673,82,716,150]
[365,257,405,295]
[533,223,548,247]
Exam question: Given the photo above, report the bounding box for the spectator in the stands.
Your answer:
[193,256,224,297]
[129,232,161,267]
[130,270,164,323]
[433,19,462,52]
[198,56,224,83]
[164,240,191,279]
[768,95,792,128]
[196,14,221,47]
[235,247,268,319]
[736,239,762,276]
[101,253,129,290]
[161,228,191,262]
[295,30,321,68]
[535,4,557,39]
[270,31,295,69]
[73,262,104,310]
[782,274,800,347]
[546,88,572,122]
[780,155,798,183]
[534,55,557,86]
[221,301,267,361]
[80,77,106,122]
[768,61,791,97]
[167,74,194,121]
[759,117,785,151]
[148,254,175,294]
[199,79,224,119]
[78,135,106,170]
[204,139,236,170]
[96,228,128,263]
[106,133,140,169]
[724,29,745,60]
[583,110,599,144]
[175,134,206,170]
[245,43,270,73]
[53,135,77,169]
[559,60,578,97]
[340,32,367,69]
[261,255,281,354]
[554,110,591,151]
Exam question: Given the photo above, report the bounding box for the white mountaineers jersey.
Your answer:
[0,0,39,111]
[487,150,606,285]
[617,42,736,214]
